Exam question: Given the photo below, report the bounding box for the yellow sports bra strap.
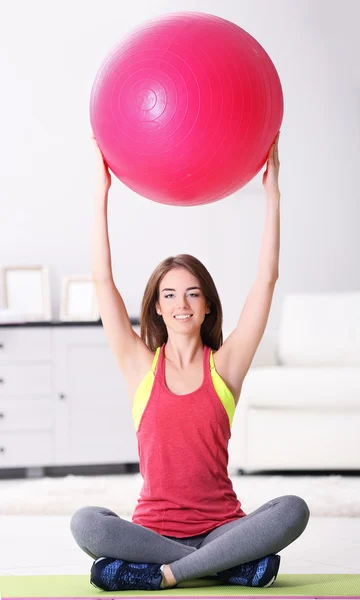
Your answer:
[210,350,216,370]
[151,347,161,374]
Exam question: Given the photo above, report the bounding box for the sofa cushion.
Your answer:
[277,292,360,366]
[242,366,360,409]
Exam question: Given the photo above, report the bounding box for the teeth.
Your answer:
[175,315,191,319]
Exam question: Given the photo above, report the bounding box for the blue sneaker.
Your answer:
[90,557,164,591]
[218,554,280,587]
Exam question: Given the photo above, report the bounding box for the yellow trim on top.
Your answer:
[132,347,160,431]
[132,347,236,431]
[210,350,236,427]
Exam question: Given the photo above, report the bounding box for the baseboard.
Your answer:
[0,462,140,479]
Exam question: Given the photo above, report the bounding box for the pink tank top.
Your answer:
[132,343,246,537]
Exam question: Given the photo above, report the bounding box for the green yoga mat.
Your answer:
[0,574,359,598]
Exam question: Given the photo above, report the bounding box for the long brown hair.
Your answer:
[140,254,223,352]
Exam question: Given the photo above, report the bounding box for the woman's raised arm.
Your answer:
[91,136,149,373]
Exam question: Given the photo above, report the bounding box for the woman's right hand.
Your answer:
[91,133,112,193]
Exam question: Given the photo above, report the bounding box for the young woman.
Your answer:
[70,133,309,592]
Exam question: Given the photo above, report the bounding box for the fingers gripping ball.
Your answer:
[90,12,283,206]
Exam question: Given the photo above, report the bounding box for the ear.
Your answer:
[205,305,211,314]
[155,302,161,315]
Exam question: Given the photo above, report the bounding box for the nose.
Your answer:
[177,295,190,310]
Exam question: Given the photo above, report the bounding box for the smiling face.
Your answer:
[156,267,210,334]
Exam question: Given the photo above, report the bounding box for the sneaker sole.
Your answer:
[263,574,276,588]
[91,557,109,590]
[263,555,281,588]
[90,581,102,590]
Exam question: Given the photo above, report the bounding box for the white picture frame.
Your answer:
[0,265,52,322]
[59,275,100,322]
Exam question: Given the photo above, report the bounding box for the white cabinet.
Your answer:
[53,327,138,465]
[0,324,139,470]
[0,327,54,468]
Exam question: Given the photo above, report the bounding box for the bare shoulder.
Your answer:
[120,333,157,403]
[212,344,243,406]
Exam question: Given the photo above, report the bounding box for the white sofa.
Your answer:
[228,292,360,473]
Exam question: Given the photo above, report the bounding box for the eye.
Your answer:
[188,293,199,297]
[164,293,175,299]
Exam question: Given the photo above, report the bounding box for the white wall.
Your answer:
[0,0,359,333]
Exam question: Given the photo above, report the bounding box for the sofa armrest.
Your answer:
[227,332,278,473]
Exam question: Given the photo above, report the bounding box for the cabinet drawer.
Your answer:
[0,397,53,431]
[0,364,52,395]
[0,328,51,362]
[0,431,54,467]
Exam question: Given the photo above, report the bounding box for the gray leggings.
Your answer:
[70,494,309,584]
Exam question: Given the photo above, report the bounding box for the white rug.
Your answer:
[1,473,359,517]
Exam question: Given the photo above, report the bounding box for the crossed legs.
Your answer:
[71,494,309,585]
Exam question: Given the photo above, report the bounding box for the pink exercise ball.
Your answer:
[90,12,283,206]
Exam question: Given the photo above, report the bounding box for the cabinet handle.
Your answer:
[0,413,4,419]
[0,343,3,349]
[0,447,4,453]
[0,378,4,384]
[59,394,66,400]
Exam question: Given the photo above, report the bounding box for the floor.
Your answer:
[1,514,360,577]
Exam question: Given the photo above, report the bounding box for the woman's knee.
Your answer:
[70,506,97,541]
[70,505,124,558]
[70,505,114,545]
[282,494,310,536]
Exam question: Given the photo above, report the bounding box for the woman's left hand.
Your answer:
[262,132,280,196]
